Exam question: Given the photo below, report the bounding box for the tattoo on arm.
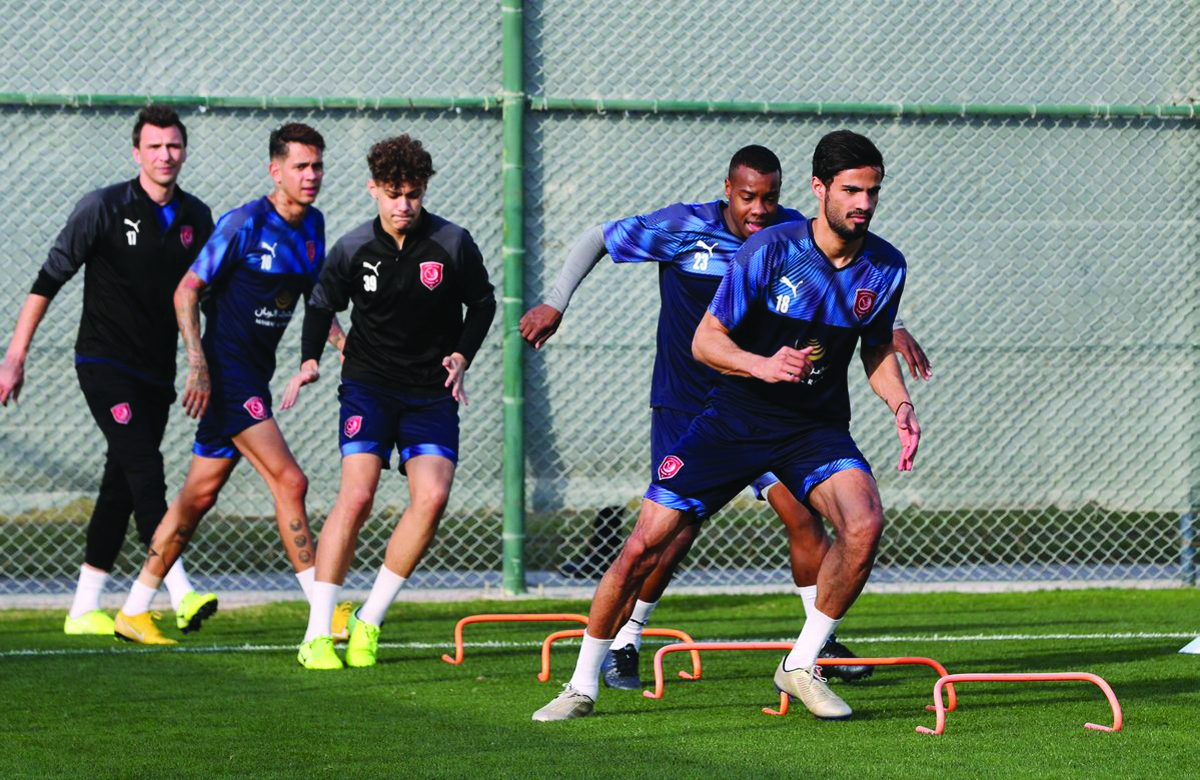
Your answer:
[176,273,206,366]
[148,548,159,559]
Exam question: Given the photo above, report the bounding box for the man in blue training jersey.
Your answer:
[535,130,920,721]
[0,107,214,636]
[286,135,496,670]
[113,123,344,644]
[521,145,931,689]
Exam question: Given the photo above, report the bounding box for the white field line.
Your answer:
[1,631,1196,659]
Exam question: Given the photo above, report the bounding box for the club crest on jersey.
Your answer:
[344,415,363,438]
[419,261,443,290]
[657,455,684,480]
[110,403,132,425]
[243,396,268,421]
[275,291,294,310]
[307,241,317,262]
[853,289,877,320]
[180,225,194,249]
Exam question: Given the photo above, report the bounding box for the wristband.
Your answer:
[894,401,914,416]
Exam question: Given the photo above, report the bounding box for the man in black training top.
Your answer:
[284,135,496,670]
[0,107,216,635]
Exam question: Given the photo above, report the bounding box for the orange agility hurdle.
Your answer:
[641,641,957,716]
[441,613,589,665]
[916,672,1123,735]
[538,628,704,682]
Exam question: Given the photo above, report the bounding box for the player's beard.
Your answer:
[825,200,871,240]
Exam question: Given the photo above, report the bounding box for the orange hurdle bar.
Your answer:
[916,672,1123,735]
[538,628,704,682]
[641,641,956,715]
[441,613,589,665]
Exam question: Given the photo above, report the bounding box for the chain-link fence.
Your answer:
[0,1,1196,594]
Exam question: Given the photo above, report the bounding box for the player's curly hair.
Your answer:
[269,123,325,159]
[367,135,436,187]
[132,106,187,148]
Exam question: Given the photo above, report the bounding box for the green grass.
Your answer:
[1,589,1198,778]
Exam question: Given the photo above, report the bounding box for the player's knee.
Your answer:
[613,534,661,580]
[276,467,308,503]
[840,512,884,556]
[337,486,376,522]
[412,484,451,519]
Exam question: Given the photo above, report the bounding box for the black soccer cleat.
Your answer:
[600,643,642,689]
[818,634,873,682]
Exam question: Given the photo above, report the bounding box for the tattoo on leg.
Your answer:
[148,548,159,559]
[299,550,312,564]
[289,519,303,531]
[294,535,309,549]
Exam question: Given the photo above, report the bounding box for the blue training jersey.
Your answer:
[190,197,326,386]
[708,218,905,424]
[603,200,804,414]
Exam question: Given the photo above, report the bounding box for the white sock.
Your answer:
[163,558,194,611]
[295,566,316,603]
[357,566,407,627]
[784,607,841,670]
[611,599,658,651]
[567,631,614,700]
[122,578,160,616]
[304,581,339,642]
[69,565,109,618]
[797,585,817,620]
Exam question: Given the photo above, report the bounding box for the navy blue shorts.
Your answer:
[193,384,273,459]
[338,381,459,472]
[652,406,780,502]
[645,402,870,520]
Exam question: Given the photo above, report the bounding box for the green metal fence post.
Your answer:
[500,0,527,594]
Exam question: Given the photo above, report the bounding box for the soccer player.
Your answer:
[0,108,214,636]
[534,130,918,721]
[287,135,496,670]
[519,145,931,688]
[112,123,340,644]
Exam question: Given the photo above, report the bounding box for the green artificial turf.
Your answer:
[1,589,1197,779]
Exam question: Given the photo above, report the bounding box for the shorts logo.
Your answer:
[657,455,684,480]
[243,396,267,420]
[307,241,317,263]
[853,289,877,320]
[110,403,132,425]
[344,415,363,438]
[419,261,443,290]
[180,225,194,249]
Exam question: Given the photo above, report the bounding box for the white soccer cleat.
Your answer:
[774,658,852,720]
[532,685,595,721]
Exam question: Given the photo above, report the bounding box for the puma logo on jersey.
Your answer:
[363,261,382,275]
[780,276,803,296]
[691,240,718,271]
[362,261,382,292]
[124,219,141,246]
[260,241,278,270]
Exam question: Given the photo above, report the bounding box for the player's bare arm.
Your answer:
[892,326,932,380]
[443,352,469,405]
[0,293,52,405]
[692,311,813,383]
[174,271,210,419]
[861,341,920,470]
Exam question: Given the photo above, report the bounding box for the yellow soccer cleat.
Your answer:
[331,601,354,642]
[345,613,380,668]
[63,610,115,636]
[298,636,343,670]
[114,610,177,645]
[176,591,219,633]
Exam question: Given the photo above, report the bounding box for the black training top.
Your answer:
[31,177,214,383]
[301,211,496,395]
